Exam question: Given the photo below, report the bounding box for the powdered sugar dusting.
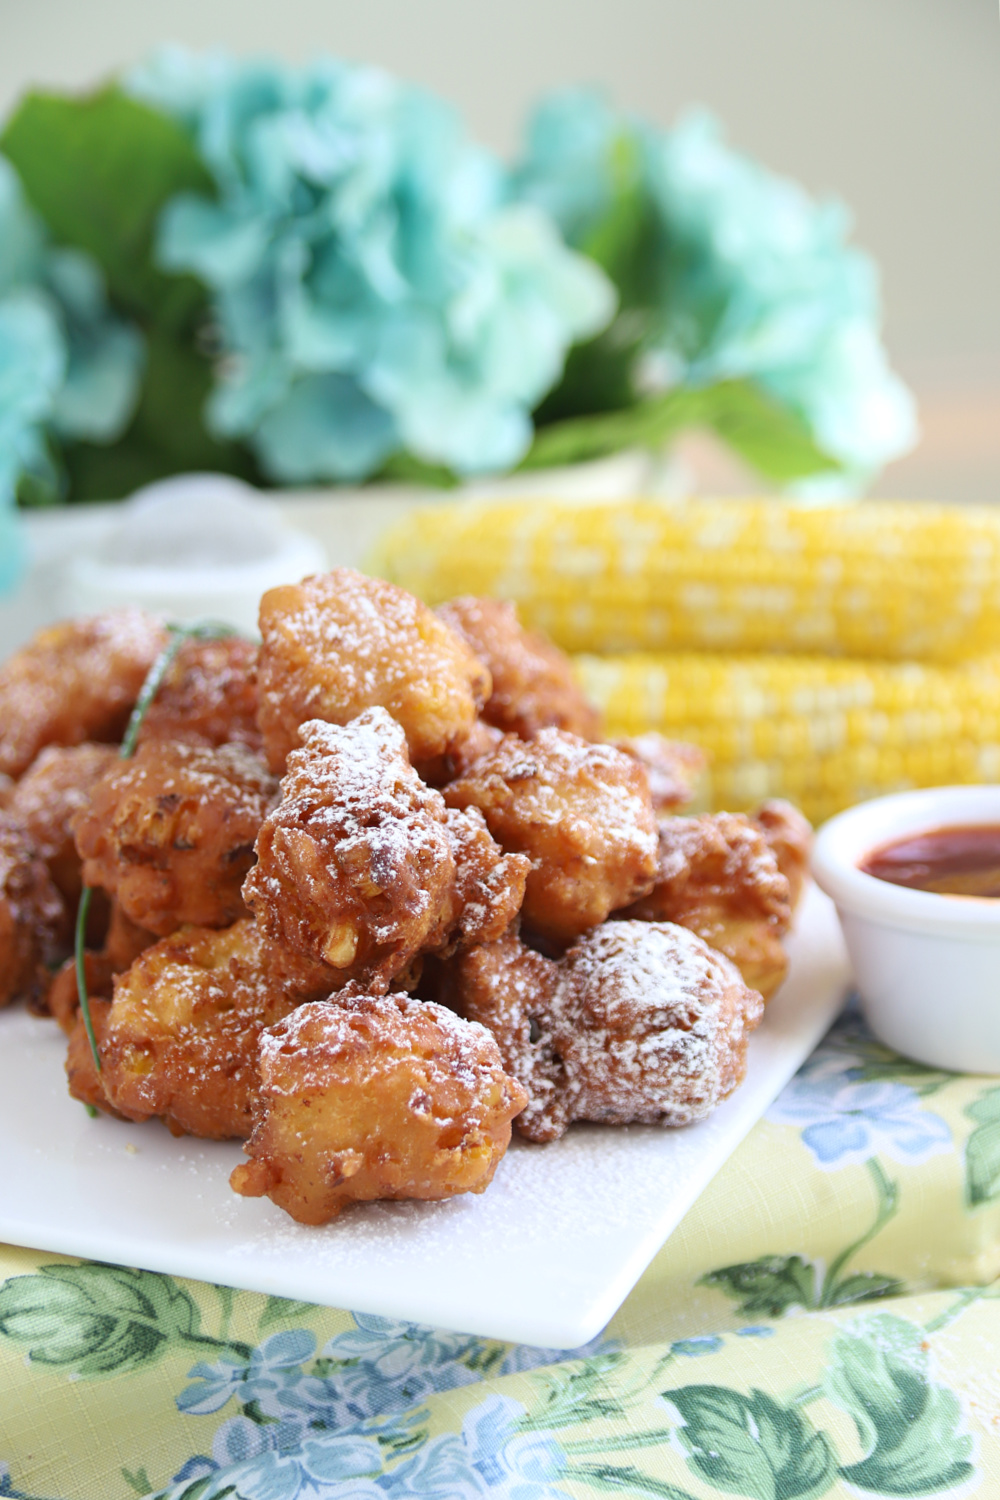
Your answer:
[560,921,763,1127]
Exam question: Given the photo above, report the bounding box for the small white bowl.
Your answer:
[64,475,327,635]
[812,785,1000,1073]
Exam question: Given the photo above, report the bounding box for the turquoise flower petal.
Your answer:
[0,154,145,543]
[252,372,398,482]
[128,48,616,480]
[516,91,916,487]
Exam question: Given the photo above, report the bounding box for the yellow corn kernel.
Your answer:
[372,498,1000,665]
[574,651,1000,825]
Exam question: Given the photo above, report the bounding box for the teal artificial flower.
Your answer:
[515,91,917,492]
[0,154,145,588]
[127,49,616,483]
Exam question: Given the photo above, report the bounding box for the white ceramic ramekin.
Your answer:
[64,475,327,635]
[812,786,1000,1073]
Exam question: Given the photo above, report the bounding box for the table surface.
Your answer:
[3,497,1000,1497]
[3,993,999,1499]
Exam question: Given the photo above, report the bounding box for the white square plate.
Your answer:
[0,883,849,1349]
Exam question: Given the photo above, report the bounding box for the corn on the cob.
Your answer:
[372,498,1000,664]
[577,651,1000,825]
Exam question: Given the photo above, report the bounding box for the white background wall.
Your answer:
[2,0,998,497]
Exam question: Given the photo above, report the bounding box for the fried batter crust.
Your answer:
[0,610,167,779]
[137,635,262,753]
[98,919,336,1138]
[65,999,123,1117]
[443,728,658,944]
[447,921,762,1142]
[622,813,792,999]
[8,744,119,903]
[437,596,601,740]
[75,740,278,936]
[230,993,527,1224]
[0,812,67,1008]
[614,734,707,815]
[49,902,157,1034]
[256,569,490,775]
[418,718,503,788]
[244,710,529,991]
[753,800,812,913]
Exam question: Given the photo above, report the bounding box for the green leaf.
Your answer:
[521,378,840,484]
[257,1293,318,1332]
[825,1272,904,1308]
[522,1351,630,1430]
[376,449,459,489]
[1,86,212,328]
[0,1262,199,1376]
[1,86,261,501]
[668,1384,838,1500]
[122,1467,153,1496]
[700,1256,819,1318]
[964,1086,1000,1207]
[697,381,843,485]
[579,132,658,301]
[61,325,259,500]
[824,1314,974,1495]
[850,1058,953,1097]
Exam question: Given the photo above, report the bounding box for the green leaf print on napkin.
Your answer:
[964,1086,1000,1206]
[823,1314,974,1495]
[0,1262,251,1377]
[668,1385,837,1500]
[0,1263,198,1375]
[702,1161,903,1318]
[701,1256,819,1318]
[702,1256,903,1318]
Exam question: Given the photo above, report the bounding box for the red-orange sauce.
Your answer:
[860,824,1000,897]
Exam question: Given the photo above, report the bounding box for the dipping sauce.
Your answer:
[861,824,1000,898]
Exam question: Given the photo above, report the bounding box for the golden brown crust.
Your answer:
[418,718,504,788]
[75,740,278,936]
[753,800,812,914]
[440,806,530,955]
[98,919,336,1139]
[245,710,456,984]
[0,610,167,779]
[437,596,601,740]
[244,709,530,991]
[8,743,119,903]
[446,921,763,1142]
[622,813,792,1000]
[49,902,157,1034]
[0,811,68,1009]
[614,734,707,815]
[65,999,122,1117]
[256,569,490,775]
[230,993,527,1224]
[137,635,262,753]
[443,728,658,944]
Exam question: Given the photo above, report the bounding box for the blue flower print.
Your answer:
[178,1328,318,1416]
[669,1336,724,1357]
[199,1415,384,1500]
[459,1395,571,1499]
[156,1395,572,1500]
[769,1068,952,1169]
[499,1329,614,1379]
[377,1395,571,1498]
